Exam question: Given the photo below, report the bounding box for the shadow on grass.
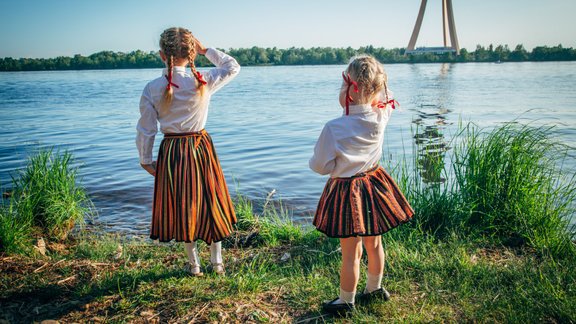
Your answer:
[293,310,336,323]
[0,265,184,323]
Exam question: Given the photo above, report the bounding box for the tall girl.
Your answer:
[136,27,240,276]
[310,55,414,314]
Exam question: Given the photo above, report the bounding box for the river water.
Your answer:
[1,62,575,233]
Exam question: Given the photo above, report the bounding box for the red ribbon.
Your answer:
[164,75,180,90]
[376,99,399,110]
[195,71,207,85]
[342,72,359,115]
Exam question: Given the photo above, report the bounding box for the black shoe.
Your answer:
[322,297,355,316]
[356,287,391,304]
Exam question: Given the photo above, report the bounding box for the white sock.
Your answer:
[364,272,383,293]
[210,241,222,265]
[333,288,355,304]
[184,242,200,267]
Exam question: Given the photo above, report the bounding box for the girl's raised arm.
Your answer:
[203,48,241,94]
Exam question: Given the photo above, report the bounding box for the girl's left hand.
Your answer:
[141,162,157,177]
[192,36,207,55]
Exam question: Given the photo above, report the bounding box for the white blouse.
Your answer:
[136,48,240,164]
[309,102,394,178]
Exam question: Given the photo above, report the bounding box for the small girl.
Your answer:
[310,55,414,314]
[136,27,240,276]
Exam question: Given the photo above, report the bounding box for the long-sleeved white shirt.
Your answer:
[309,101,394,178]
[136,48,240,164]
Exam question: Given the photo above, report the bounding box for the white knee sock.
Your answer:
[333,288,355,304]
[364,272,383,293]
[184,242,200,267]
[210,241,222,264]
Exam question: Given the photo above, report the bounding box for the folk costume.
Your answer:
[136,48,240,244]
[310,94,413,238]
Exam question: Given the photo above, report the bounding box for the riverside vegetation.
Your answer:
[0,122,575,323]
[1,44,576,71]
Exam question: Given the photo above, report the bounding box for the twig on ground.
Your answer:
[57,275,77,285]
[189,302,210,322]
[33,262,50,273]
[303,247,341,255]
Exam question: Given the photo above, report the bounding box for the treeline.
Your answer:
[1,44,575,71]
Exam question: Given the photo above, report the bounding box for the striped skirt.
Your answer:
[313,166,414,238]
[151,130,236,244]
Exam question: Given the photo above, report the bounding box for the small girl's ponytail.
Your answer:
[346,55,396,110]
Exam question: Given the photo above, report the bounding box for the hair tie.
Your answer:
[342,72,359,116]
[164,74,180,90]
[376,99,399,110]
[195,71,207,86]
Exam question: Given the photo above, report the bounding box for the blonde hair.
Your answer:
[159,27,205,109]
[345,54,389,104]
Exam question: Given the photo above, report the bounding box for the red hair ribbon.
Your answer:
[195,71,207,86]
[342,72,359,115]
[164,75,180,90]
[376,99,399,110]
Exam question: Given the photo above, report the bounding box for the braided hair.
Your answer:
[159,27,205,110]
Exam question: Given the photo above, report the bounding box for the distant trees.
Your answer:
[0,50,164,71]
[1,44,575,71]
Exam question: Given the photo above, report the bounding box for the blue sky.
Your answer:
[1,0,575,58]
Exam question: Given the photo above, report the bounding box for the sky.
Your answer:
[1,0,575,58]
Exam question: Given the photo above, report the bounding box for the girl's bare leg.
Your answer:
[337,236,363,303]
[362,236,385,292]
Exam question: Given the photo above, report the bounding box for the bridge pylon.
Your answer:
[406,0,460,55]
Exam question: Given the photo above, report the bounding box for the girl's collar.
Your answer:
[344,103,373,115]
[162,66,187,74]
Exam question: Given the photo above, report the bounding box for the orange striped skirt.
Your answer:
[313,166,414,238]
[151,130,236,244]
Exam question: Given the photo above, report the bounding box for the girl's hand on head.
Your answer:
[141,161,157,177]
[192,36,207,55]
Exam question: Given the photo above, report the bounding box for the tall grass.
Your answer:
[398,122,576,257]
[0,199,33,254]
[0,149,92,254]
[453,123,576,255]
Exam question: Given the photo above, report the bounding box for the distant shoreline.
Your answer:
[1,44,575,72]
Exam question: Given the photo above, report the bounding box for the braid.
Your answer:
[383,82,389,104]
[162,55,174,108]
[159,27,203,110]
[187,38,205,95]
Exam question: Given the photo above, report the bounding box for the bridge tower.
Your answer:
[406,0,460,55]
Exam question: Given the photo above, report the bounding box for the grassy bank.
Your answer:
[1,218,574,322]
[1,123,575,323]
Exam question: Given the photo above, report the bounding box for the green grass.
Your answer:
[0,199,33,254]
[396,122,576,257]
[452,123,576,255]
[0,149,93,254]
[1,223,574,322]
